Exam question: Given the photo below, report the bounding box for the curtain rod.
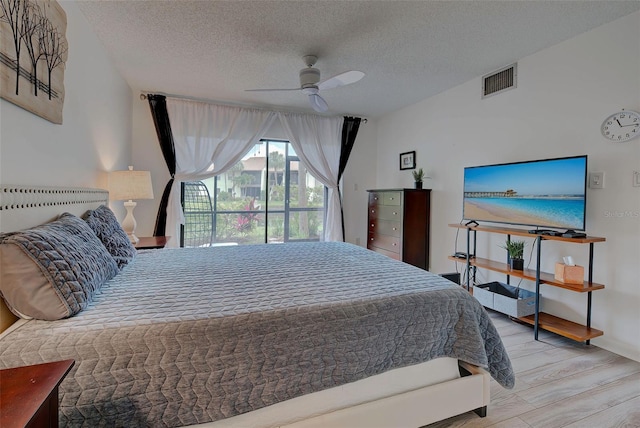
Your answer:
[139,92,367,123]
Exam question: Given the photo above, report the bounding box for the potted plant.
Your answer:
[412,168,424,189]
[500,239,526,270]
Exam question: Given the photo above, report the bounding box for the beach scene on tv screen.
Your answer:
[464,157,586,229]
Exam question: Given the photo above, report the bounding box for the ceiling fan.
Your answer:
[246,55,365,113]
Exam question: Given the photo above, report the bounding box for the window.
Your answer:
[181,140,326,246]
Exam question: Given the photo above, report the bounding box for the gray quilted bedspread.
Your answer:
[0,242,514,427]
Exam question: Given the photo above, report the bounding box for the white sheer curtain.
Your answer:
[165,99,277,245]
[278,112,344,242]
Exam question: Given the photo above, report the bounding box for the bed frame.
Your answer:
[0,184,490,428]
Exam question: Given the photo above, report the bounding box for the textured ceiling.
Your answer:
[76,1,640,119]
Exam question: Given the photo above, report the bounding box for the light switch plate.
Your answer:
[634,171,640,187]
[589,172,605,189]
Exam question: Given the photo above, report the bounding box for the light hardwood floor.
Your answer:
[428,311,640,427]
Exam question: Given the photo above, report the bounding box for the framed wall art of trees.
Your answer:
[0,0,67,124]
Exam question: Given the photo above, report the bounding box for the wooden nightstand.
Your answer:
[134,236,170,250]
[0,359,75,428]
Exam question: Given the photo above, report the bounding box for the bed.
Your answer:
[0,185,514,428]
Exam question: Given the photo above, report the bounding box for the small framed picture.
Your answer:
[399,151,416,170]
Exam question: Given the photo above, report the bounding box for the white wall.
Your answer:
[0,1,132,194]
[342,120,378,246]
[374,11,640,361]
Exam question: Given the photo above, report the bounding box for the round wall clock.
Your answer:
[601,110,640,142]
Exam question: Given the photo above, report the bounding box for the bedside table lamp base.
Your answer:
[109,166,154,245]
[122,200,140,244]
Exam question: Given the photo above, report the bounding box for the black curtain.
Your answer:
[337,116,362,241]
[147,94,176,237]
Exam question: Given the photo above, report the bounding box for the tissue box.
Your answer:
[554,263,584,285]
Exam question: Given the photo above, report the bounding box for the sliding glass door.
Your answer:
[182,140,325,247]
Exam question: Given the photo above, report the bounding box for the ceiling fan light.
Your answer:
[300,67,321,86]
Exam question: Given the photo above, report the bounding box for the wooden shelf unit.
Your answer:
[447,255,605,292]
[449,224,605,343]
[449,223,606,244]
[518,313,603,342]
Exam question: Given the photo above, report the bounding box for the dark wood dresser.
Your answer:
[367,189,431,270]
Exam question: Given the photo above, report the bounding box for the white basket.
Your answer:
[473,282,536,318]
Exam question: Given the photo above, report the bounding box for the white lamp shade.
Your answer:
[109,167,154,201]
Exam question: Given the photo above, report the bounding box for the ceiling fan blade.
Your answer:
[245,88,301,92]
[317,70,365,91]
[308,93,328,112]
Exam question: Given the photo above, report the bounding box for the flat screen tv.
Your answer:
[463,155,587,231]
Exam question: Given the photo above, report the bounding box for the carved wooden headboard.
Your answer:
[0,185,109,333]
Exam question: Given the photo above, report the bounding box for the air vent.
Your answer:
[482,63,517,98]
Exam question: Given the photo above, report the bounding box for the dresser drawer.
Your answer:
[376,205,402,221]
[382,192,401,206]
[368,246,401,261]
[369,205,402,221]
[368,232,400,254]
[369,191,402,207]
[369,219,401,237]
[369,192,383,206]
[368,204,378,219]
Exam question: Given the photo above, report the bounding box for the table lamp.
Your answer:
[109,166,154,243]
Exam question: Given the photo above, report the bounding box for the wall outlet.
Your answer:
[634,171,640,187]
[589,172,605,189]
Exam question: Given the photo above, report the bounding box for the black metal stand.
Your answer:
[506,234,511,286]
[534,236,542,340]
[464,228,477,291]
[586,242,594,345]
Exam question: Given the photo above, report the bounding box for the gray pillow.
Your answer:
[0,213,119,320]
[83,205,137,269]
